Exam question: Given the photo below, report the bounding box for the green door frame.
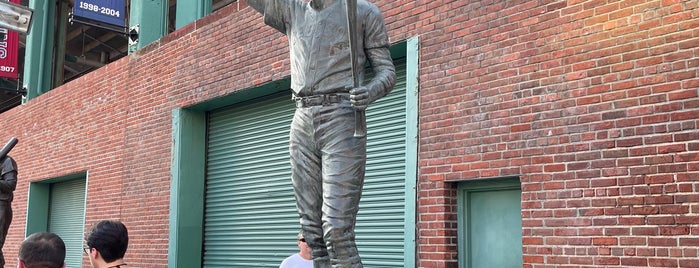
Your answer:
[168,36,419,268]
[25,172,88,236]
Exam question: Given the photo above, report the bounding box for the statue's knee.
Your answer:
[322,226,355,244]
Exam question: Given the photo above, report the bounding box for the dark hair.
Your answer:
[85,220,129,263]
[19,232,66,268]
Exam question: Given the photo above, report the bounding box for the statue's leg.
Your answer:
[318,106,366,268]
[0,201,10,267]
[290,108,329,266]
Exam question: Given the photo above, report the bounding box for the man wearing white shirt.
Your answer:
[280,232,313,268]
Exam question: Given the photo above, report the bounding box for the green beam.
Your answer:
[53,1,70,88]
[403,36,419,268]
[23,0,56,101]
[175,0,212,29]
[169,109,206,268]
[129,0,168,53]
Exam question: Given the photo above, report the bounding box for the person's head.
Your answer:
[84,220,128,267]
[18,232,66,268]
[296,231,312,259]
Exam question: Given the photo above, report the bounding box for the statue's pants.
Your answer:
[0,201,11,267]
[290,103,365,268]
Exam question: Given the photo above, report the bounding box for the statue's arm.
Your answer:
[0,171,16,193]
[362,7,396,103]
[364,46,396,100]
[0,158,17,193]
[246,0,293,34]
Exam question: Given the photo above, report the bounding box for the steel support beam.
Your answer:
[129,0,168,53]
[23,0,56,101]
[175,0,211,29]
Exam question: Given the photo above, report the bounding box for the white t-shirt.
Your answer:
[279,253,313,268]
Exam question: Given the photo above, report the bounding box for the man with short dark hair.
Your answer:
[18,232,66,268]
[84,220,128,268]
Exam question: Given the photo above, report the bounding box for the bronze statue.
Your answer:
[0,138,17,267]
[247,0,396,267]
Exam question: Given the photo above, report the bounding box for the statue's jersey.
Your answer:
[0,157,16,202]
[261,0,391,97]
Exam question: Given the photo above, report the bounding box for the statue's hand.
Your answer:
[350,86,378,111]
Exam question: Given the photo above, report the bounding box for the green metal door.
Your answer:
[462,186,523,268]
[204,60,408,267]
[48,179,86,268]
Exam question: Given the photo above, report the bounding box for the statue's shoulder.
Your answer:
[357,0,383,16]
[0,157,16,175]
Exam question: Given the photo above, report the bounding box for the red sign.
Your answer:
[0,0,20,79]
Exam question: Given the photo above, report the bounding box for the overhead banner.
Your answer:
[0,0,20,79]
[73,0,126,27]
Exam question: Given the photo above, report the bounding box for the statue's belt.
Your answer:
[294,93,350,108]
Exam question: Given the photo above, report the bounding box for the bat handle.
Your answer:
[354,110,366,138]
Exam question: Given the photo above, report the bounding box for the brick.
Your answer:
[649,237,678,247]
[648,258,678,267]
[680,238,699,246]
[659,226,690,235]
[621,257,648,266]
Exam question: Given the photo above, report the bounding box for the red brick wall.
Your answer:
[0,0,695,267]
[0,2,291,267]
[416,0,699,267]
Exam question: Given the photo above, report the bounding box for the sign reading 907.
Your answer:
[73,0,126,27]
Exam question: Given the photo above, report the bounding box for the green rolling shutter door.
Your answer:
[48,179,86,268]
[204,59,407,267]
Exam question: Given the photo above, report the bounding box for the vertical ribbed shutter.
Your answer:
[48,179,86,268]
[357,59,407,266]
[204,59,407,267]
[204,92,297,267]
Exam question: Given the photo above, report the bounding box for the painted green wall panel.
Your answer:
[457,178,523,268]
[468,189,523,268]
[168,109,206,268]
[175,0,212,29]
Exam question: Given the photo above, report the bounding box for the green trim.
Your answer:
[168,109,207,268]
[24,0,57,101]
[25,183,49,235]
[457,177,521,268]
[25,172,88,236]
[403,36,419,268]
[176,0,212,29]
[129,0,168,53]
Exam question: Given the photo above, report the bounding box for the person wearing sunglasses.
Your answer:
[83,220,128,268]
[279,232,313,268]
[18,232,66,268]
